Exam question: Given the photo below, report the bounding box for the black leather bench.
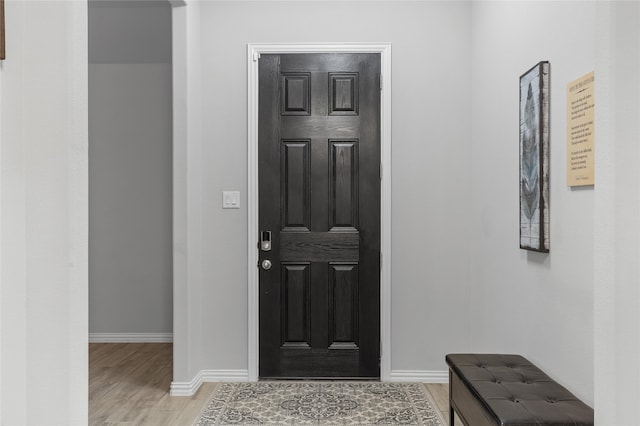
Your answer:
[446,354,593,426]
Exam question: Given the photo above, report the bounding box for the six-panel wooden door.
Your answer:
[258,53,381,378]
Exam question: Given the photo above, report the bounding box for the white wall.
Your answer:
[174,2,631,415]
[594,2,640,424]
[0,1,88,424]
[469,1,595,405]
[172,0,205,383]
[172,0,473,382]
[89,0,173,337]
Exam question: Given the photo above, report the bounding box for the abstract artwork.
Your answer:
[0,0,4,60]
[519,61,550,252]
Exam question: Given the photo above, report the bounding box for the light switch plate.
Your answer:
[222,191,240,209]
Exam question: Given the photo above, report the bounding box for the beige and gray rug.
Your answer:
[194,382,445,425]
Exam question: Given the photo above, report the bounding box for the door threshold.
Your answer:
[259,377,381,381]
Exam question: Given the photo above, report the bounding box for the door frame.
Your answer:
[247,43,392,382]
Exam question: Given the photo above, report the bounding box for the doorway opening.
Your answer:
[88,0,174,419]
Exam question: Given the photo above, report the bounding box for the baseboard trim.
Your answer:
[389,370,449,383]
[88,333,173,343]
[170,369,445,395]
[170,369,250,396]
[170,373,204,397]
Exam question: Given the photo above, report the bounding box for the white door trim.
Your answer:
[247,43,392,381]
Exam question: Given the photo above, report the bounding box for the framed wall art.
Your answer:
[0,0,5,60]
[519,61,550,252]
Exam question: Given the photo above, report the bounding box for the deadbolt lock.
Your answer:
[260,231,272,251]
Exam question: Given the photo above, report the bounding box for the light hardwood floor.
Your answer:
[89,343,218,425]
[89,343,452,425]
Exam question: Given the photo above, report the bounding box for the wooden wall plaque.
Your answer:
[567,72,595,186]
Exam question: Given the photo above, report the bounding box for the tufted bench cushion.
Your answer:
[446,354,593,426]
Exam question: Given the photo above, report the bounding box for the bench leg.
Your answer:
[450,406,454,426]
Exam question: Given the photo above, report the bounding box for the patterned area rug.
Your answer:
[194,382,445,425]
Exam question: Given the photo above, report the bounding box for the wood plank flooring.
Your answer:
[89,343,217,425]
[89,343,453,425]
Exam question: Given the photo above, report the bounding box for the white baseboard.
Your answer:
[170,369,250,396]
[89,333,173,343]
[170,369,446,396]
[389,370,449,383]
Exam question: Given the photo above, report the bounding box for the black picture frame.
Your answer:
[0,0,5,60]
[519,61,550,252]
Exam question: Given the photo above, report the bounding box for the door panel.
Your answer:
[280,232,359,262]
[330,140,358,229]
[281,263,311,348]
[259,53,380,378]
[281,140,310,230]
[329,263,359,348]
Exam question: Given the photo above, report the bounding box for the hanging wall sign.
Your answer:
[567,72,595,186]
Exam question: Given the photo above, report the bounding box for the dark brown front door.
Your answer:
[258,53,380,378]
